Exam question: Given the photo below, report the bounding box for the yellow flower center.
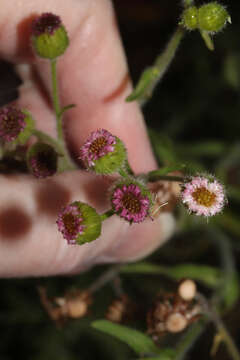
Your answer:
[192,187,216,207]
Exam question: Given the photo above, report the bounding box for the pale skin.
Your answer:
[0,0,175,277]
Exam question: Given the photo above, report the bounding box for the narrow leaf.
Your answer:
[121,262,222,288]
[126,67,159,102]
[92,320,159,355]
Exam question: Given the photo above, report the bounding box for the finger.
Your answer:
[0,172,175,277]
[0,0,157,172]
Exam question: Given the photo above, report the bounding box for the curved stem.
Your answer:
[141,27,185,106]
[33,129,77,171]
[100,209,115,222]
[88,265,123,294]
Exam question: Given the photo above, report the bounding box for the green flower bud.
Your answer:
[57,201,102,245]
[79,129,127,175]
[181,6,198,31]
[31,13,69,59]
[198,2,231,33]
[27,142,58,178]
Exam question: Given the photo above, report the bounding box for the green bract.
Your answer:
[32,26,69,59]
[93,138,127,174]
[181,6,198,31]
[73,202,102,245]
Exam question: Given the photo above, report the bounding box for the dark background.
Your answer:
[0,1,240,359]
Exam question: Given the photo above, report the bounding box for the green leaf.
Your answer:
[138,348,176,360]
[126,67,159,102]
[59,103,76,117]
[221,272,240,309]
[121,262,222,288]
[92,320,160,355]
[177,141,226,158]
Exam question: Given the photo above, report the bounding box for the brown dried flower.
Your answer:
[147,292,201,340]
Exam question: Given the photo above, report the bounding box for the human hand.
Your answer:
[0,0,175,277]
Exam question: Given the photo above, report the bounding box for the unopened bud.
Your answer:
[181,6,198,31]
[198,2,231,33]
[31,13,69,59]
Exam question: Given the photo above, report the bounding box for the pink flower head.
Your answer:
[32,13,61,36]
[80,129,116,168]
[28,143,58,179]
[181,175,226,217]
[111,182,151,223]
[0,106,26,142]
[56,204,85,244]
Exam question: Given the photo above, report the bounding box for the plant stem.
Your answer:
[33,129,64,155]
[147,172,184,183]
[175,319,207,360]
[100,209,115,222]
[197,293,240,360]
[88,265,122,294]
[183,0,195,7]
[33,129,76,171]
[50,59,63,142]
[141,27,185,106]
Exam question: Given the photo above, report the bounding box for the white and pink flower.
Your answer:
[181,175,226,217]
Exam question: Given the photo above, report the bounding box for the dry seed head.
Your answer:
[166,313,188,333]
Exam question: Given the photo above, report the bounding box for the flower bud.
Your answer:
[56,201,102,245]
[0,106,31,142]
[31,13,69,59]
[180,6,198,31]
[110,178,153,224]
[198,2,231,33]
[79,129,127,174]
[27,142,58,178]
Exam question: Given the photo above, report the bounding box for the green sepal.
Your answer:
[92,137,127,175]
[14,110,35,145]
[73,202,102,245]
[32,26,69,59]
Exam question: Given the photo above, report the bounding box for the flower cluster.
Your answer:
[181,2,231,33]
[0,12,228,248]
